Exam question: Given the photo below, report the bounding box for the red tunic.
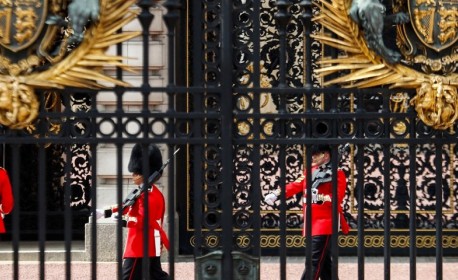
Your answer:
[0,168,13,233]
[123,185,169,258]
[285,166,349,236]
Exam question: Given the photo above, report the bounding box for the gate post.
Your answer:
[232,251,260,279]
[195,251,260,280]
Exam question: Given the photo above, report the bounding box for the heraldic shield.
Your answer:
[406,0,458,52]
[0,0,140,129]
[0,0,49,53]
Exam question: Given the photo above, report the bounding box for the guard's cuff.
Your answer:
[273,189,281,197]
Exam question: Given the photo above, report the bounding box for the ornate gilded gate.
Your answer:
[176,0,458,279]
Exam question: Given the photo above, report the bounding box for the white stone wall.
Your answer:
[96,3,169,211]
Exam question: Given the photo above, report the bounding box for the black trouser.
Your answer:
[122,257,169,280]
[301,235,336,280]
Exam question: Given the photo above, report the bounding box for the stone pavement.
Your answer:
[1,241,457,279]
[1,256,458,279]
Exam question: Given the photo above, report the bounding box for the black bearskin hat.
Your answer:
[310,144,332,155]
[128,144,163,176]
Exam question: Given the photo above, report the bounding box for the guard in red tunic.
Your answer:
[121,144,169,280]
[0,167,13,234]
[264,144,349,280]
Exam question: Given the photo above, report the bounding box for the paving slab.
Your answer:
[1,256,457,280]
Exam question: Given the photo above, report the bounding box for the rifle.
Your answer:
[104,148,180,218]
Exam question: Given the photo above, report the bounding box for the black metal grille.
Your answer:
[0,1,457,280]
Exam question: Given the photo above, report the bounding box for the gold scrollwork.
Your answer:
[390,92,410,136]
[189,234,458,249]
[237,63,274,138]
[0,79,38,129]
[236,234,252,249]
[190,234,221,248]
[410,76,458,130]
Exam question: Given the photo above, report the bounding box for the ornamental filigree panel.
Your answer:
[181,0,458,256]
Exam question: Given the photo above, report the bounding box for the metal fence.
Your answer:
[0,1,457,280]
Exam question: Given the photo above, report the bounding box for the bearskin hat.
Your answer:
[128,144,163,176]
[310,144,332,155]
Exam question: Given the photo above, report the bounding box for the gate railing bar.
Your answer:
[114,27,126,276]
[38,144,47,280]
[252,0,262,259]
[357,143,365,280]
[305,144,313,280]
[222,0,235,276]
[278,145,287,280]
[409,143,417,280]
[383,144,391,280]
[140,0,156,276]
[7,135,457,147]
[141,144,151,279]
[115,143,124,280]
[274,1,292,279]
[355,89,366,280]
[11,144,20,280]
[91,85,417,95]
[300,0,313,90]
[39,109,417,123]
[331,145,339,280]
[164,1,181,277]
[166,143,176,278]
[188,0,204,260]
[89,142,98,279]
[64,144,74,280]
[298,0,312,279]
[434,145,443,280]
[382,95,391,280]
[234,138,458,146]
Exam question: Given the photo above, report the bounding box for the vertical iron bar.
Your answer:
[409,143,417,280]
[115,143,124,280]
[299,0,313,91]
[114,4,126,279]
[435,144,443,280]
[383,144,391,280]
[190,0,204,258]
[64,145,72,280]
[11,144,20,280]
[357,143,365,280]
[278,147,287,280]
[305,144,313,280]
[251,0,262,258]
[221,0,234,278]
[166,144,176,279]
[299,0,312,274]
[356,91,366,280]
[38,144,47,280]
[164,1,181,278]
[90,142,98,279]
[142,144,150,279]
[299,0,314,275]
[383,93,391,280]
[137,0,155,277]
[274,2,291,279]
[408,102,417,280]
[331,145,339,280]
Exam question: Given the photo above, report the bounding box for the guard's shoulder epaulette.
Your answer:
[294,174,305,183]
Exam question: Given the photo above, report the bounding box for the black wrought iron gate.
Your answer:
[0,0,457,280]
